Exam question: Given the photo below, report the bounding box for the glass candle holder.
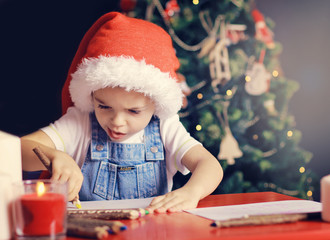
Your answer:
[12,180,67,240]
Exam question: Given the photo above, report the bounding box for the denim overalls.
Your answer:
[79,113,168,200]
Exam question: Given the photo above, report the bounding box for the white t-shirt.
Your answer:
[41,106,201,190]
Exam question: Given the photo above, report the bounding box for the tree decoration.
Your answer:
[196,15,232,91]
[252,8,275,49]
[218,126,243,165]
[164,0,180,19]
[119,0,137,12]
[226,24,247,45]
[209,17,232,91]
[264,99,278,116]
[147,0,204,51]
[217,101,243,165]
[245,49,271,95]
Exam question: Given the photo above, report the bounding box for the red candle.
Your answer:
[14,192,66,236]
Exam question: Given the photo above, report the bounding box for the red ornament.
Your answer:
[252,9,275,48]
[165,0,180,19]
[226,24,247,45]
[120,0,137,12]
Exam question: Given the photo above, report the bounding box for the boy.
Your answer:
[21,12,223,213]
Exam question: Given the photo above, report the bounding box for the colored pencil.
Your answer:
[67,224,111,239]
[68,208,147,220]
[72,196,82,209]
[32,146,52,172]
[68,217,127,234]
[136,208,149,216]
[210,213,308,228]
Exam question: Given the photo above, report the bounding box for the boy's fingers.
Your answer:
[154,207,167,213]
[167,202,188,213]
[149,195,166,206]
[50,172,60,181]
[67,182,80,201]
[67,177,83,201]
[67,191,77,202]
[149,194,181,212]
[149,197,171,209]
[51,172,82,201]
[67,179,75,195]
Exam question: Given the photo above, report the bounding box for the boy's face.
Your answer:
[92,87,155,142]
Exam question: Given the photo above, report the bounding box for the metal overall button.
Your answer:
[150,146,158,153]
[96,144,104,151]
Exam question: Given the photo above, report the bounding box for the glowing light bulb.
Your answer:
[192,0,199,5]
[287,130,293,138]
[299,167,305,173]
[226,89,233,96]
[272,70,279,77]
[36,182,46,197]
[196,124,202,131]
[197,93,203,99]
[245,76,251,82]
[307,190,313,197]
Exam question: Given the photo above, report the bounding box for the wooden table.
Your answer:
[67,192,330,240]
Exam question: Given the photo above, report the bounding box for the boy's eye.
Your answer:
[98,104,109,110]
[129,109,141,114]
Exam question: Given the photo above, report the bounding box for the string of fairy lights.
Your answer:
[146,0,314,199]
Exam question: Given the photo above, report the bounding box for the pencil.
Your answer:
[67,224,111,239]
[72,196,82,209]
[210,213,308,228]
[136,208,150,216]
[68,217,127,234]
[32,146,52,172]
[68,208,144,220]
[32,146,81,209]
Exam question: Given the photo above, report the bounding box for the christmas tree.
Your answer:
[119,0,317,199]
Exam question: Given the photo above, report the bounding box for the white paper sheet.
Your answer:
[67,197,153,210]
[185,200,322,221]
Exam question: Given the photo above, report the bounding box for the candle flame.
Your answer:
[36,182,46,196]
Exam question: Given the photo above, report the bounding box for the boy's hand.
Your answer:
[50,151,83,201]
[21,132,84,202]
[147,187,200,213]
[147,144,223,213]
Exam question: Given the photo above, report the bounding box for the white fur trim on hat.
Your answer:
[69,55,183,119]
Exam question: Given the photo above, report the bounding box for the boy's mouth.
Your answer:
[108,128,126,140]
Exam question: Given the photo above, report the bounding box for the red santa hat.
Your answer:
[62,12,183,119]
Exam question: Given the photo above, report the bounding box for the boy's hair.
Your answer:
[62,12,183,119]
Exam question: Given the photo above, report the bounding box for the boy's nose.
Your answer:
[110,113,125,126]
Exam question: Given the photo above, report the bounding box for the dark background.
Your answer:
[1,0,330,192]
[0,0,120,135]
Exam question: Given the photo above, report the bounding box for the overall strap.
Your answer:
[144,116,165,161]
[90,112,109,160]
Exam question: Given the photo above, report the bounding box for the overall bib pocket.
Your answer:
[94,161,158,200]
